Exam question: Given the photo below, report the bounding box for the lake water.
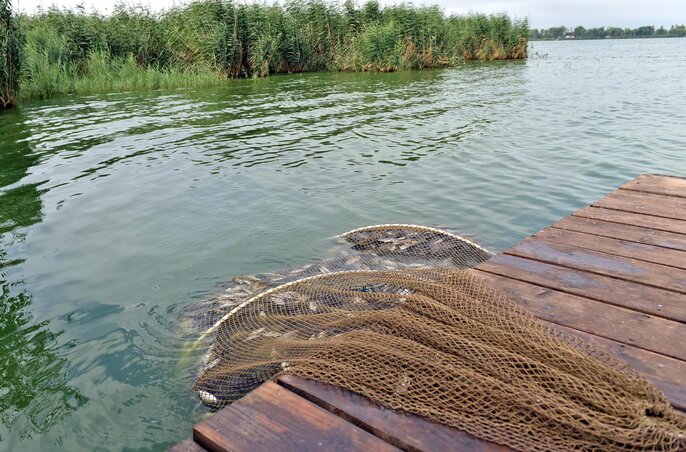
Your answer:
[1,38,685,450]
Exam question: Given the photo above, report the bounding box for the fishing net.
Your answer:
[189,225,686,451]
[180,224,493,337]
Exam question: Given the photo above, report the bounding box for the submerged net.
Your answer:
[190,225,686,451]
[180,224,493,337]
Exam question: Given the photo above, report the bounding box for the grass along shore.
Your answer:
[1,0,528,106]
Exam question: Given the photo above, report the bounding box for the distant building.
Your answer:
[564,32,575,39]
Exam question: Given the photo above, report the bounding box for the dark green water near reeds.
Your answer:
[1,38,685,450]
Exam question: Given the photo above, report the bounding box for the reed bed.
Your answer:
[3,0,528,105]
[0,0,22,108]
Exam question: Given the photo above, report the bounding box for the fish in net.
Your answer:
[179,224,492,338]
[185,225,686,451]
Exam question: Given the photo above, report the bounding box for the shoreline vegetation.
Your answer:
[1,0,21,108]
[0,0,528,108]
[530,25,686,41]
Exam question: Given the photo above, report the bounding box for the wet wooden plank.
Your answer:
[537,226,686,270]
[505,238,686,294]
[594,190,686,221]
[193,381,399,452]
[167,439,206,452]
[475,254,686,323]
[470,270,686,361]
[621,174,686,198]
[544,323,686,412]
[551,215,686,253]
[278,375,512,452]
[574,207,686,235]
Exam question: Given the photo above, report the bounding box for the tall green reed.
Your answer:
[14,0,528,102]
[0,0,22,109]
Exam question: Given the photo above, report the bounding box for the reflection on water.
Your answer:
[0,269,87,446]
[0,113,86,447]
[0,38,685,450]
[0,184,44,236]
[0,113,42,238]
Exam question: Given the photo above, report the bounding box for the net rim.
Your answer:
[197,225,493,342]
[196,269,385,343]
[338,223,495,256]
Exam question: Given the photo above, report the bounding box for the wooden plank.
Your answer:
[167,439,206,452]
[594,190,686,221]
[469,270,686,361]
[193,381,399,452]
[475,254,686,323]
[574,207,686,235]
[551,215,686,253]
[505,238,686,294]
[542,322,686,412]
[621,174,686,198]
[537,226,686,270]
[278,375,512,452]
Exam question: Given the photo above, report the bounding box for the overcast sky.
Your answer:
[12,0,686,29]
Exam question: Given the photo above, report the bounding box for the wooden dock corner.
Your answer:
[171,173,686,451]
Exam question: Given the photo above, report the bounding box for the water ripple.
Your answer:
[1,37,686,451]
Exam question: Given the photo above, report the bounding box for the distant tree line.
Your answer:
[530,24,686,40]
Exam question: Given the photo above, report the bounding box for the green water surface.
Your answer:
[1,38,685,450]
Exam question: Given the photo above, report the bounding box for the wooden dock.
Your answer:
[170,173,686,452]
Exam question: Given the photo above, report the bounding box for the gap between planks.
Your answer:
[277,375,512,452]
[593,189,686,221]
[471,269,686,361]
[550,215,686,253]
[474,254,686,324]
[541,227,686,271]
[619,173,686,199]
[546,322,686,412]
[574,207,686,236]
[504,238,686,296]
[192,380,399,452]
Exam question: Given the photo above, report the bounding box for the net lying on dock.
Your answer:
[191,225,686,451]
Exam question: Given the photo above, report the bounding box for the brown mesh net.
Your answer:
[180,224,493,337]
[189,225,686,451]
